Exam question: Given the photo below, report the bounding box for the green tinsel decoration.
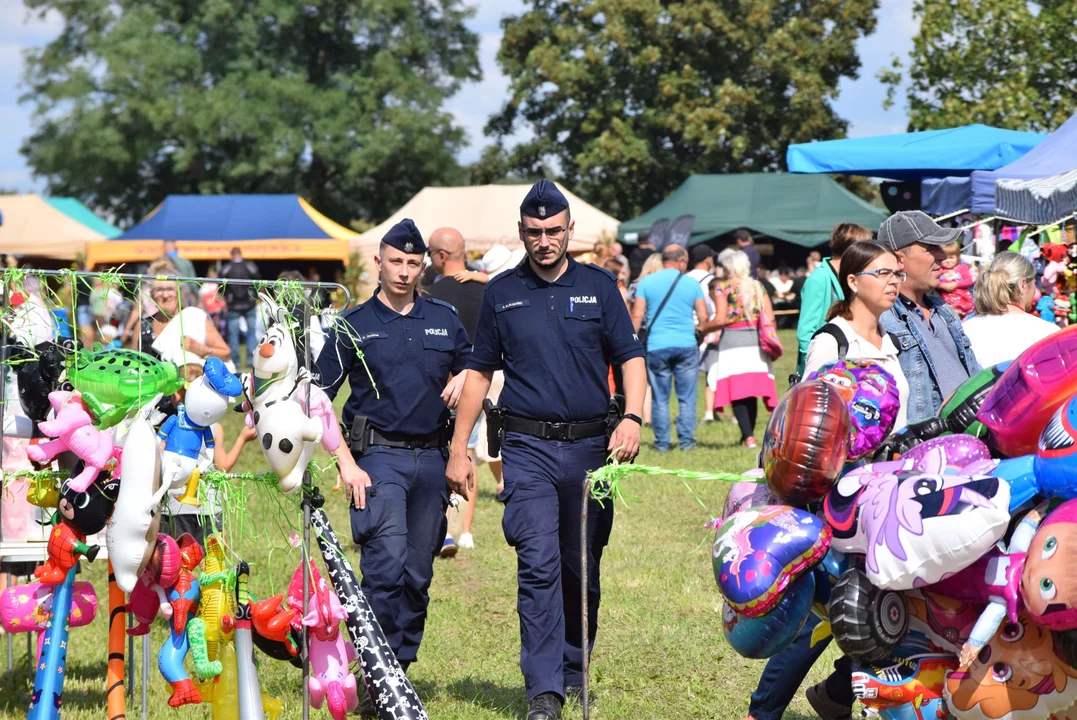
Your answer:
[587,463,756,509]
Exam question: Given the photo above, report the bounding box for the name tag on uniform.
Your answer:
[496,300,530,313]
[357,331,388,345]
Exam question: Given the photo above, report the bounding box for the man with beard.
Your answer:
[446,180,646,720]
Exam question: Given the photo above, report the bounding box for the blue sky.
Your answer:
[0,0,914,193]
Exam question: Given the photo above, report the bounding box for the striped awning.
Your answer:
[995,169,1077,224]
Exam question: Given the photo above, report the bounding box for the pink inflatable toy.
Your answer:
[288,562,358,720]
[902,434,992,470]
[0,579,97,662]
[26,391,117,493]
[127,534,180,636]
[721,471,776,520]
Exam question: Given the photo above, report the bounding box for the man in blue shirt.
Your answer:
[446,180,646,720]
[631,244,708,451]
[316,218,471,705]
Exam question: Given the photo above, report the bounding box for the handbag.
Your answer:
[639,272,684,352]
[753,281,783,360]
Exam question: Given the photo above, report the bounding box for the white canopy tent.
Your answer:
[352,184,619,258]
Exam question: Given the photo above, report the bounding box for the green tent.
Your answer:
[619,173,887,247]
[46,197,122,239]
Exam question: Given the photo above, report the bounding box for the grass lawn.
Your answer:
[0,328,839,719]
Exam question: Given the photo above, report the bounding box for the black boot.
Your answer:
[527,692,563,720]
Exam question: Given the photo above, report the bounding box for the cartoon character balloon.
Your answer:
[851,630,956,711]
[823,448,1011,590]
[806,360,900,460]
[1034,394,1077,501]
[945,614,1077,720]
[1022,499,1077,632]
[762,380,852,505]
[713,505,830,618]
[26,392,116,492]
[722,572,816,659]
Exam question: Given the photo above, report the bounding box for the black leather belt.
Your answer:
[369,428,447,449]
[504,414,608,441]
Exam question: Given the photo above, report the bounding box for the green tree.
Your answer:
[19,0,480,226]
[486,0,878,220]
[880,0,1077,132]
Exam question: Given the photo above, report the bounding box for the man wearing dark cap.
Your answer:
[446,179,647,720]
[878,210,980,423]
[315,218,472,713]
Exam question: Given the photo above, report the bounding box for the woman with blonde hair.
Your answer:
[963,251,1057,367]
[699,249,778,448]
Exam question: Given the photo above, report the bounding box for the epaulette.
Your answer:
[585,263,618,283]
[426,296,459,315]
[485,266,519,289]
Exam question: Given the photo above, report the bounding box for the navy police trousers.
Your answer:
[500,431,614,701]
[350,446,449,665]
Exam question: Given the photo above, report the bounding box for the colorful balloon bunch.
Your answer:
[716,327,1077,720]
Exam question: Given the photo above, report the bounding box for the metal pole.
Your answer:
[580,478,590,720]
[127,611,134,699]
[141,634,149,718]
[301,291,314,720]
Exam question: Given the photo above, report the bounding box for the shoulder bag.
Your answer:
[639,272,684,352]
[754,281,784,361]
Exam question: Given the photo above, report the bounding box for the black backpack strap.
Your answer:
[811,323,849,360]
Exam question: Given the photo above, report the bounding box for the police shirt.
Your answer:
[315,288,472,435]
[469,256,644,423]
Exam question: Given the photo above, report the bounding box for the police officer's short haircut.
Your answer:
[662,244,688,263]
[520,208,572,224]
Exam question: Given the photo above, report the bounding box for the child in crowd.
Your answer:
[159,363,257,546]
[938,241,975,318]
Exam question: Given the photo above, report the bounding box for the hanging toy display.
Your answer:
[26,568,78,720]
[310,499,428,720]
[34,511,100,585]
[158,357,243,502]
[66,345,185,428]
[234,561,270,720]
[286,561,358,720]
[26,391,117,493]
[107,561,126,720]
[250,593,300,665]
[243,294,324,494]
[105,394,168,593]
[0,578,97,663]
[159,534,206,707]
[8,339,74,426]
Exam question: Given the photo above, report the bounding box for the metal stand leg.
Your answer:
[127,611,134,699]
[580,480,590,720]
[142,635,149,718]
[302,297,313,720]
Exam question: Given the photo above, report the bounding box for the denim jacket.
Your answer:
[879,294,981,424]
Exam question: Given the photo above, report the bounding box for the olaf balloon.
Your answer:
[244,294,323,494]
[158,357,243,502]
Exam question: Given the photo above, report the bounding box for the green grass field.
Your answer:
[0,329,839,719]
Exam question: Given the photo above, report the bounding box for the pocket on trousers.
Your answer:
[350,495,381,546]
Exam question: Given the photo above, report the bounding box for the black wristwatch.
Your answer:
[621,413,643,426]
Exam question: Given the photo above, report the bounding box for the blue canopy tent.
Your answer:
[786,125,1045,181]
[923,112,1077,215]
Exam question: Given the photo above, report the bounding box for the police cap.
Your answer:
[520,179,569,220]
[381,218,427,255]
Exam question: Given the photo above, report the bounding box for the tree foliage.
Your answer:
[484,0,878,220]
[19,0,480,226]
[880,0,1077,132]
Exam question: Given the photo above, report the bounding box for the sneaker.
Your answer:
[458,532,474,549]
[439,536,457,559]
[744,437,757,449]
[805,682,853,720]
[701,416,714,424]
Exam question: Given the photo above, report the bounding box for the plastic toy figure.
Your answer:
[159,534,205,707]
[66,345,184,428]
[26,392,116,492]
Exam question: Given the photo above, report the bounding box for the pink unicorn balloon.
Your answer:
[287,562,358,720]
[26,392,116,493]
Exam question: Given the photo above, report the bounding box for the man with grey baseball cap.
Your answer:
[878,211,980,424]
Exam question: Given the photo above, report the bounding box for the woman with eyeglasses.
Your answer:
[962,250,1057,367]
[804,241,909,431]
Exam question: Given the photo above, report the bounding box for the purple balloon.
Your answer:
[901,434,991,469]
[806,360,901,460]
[722,472,775,520]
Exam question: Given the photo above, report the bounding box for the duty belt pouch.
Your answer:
[483,399,505,458]
[348,416,371,456]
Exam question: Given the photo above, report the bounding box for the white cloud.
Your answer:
[0,1,63,41]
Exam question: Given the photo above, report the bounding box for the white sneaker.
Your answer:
[458,532,475,549]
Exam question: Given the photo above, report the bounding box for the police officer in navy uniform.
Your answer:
[315,218,471,707]
[447,180,647,720]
